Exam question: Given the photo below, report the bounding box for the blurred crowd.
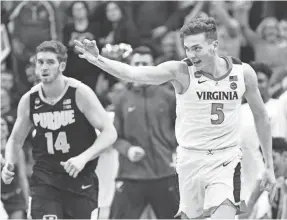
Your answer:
[1,1,287,219]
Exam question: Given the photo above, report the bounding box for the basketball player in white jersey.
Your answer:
[75,17,276,219]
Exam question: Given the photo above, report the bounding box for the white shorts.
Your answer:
[175,146,246,218]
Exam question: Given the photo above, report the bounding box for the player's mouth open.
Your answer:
[42,73,49,77]
[192,60,201,65]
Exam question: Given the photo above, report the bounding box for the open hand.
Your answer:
[74,39,100,63]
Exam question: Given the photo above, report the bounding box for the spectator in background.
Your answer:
[151,1,206,40]
[1,70,23,109]
[1,88,16,133]
[63,1,101,89]
[97,1,140,48]
[25,62,41,88]
[1,117,29,219]
[9,1,59,89]
[279,18,287,45]
[208,1,242,58]
[155,32,180,65]
[235,2,287,88]
[109,46,179,219]
[274,90,287,140]
[244,138,287,219]
[129,1,178,55]
[240,62,280,219]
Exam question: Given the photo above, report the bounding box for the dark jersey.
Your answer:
[1,151,23,200]
[29,79,98,198]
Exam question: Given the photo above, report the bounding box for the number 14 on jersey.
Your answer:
[45,132,70,154]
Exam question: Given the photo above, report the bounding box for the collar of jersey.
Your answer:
[200,56,233,82]
[38,80,70,106]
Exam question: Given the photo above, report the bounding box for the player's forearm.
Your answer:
[247,179,263,207]
[80,125,117,162]
[4,138,24,166]
[90,55,139,83]
[254,115,273,169]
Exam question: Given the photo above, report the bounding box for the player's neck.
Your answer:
[199,56,226,78]
[41,75,67,100]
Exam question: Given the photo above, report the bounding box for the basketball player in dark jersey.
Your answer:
[1,40,117,219]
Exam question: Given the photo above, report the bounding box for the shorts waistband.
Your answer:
[179,144,238,153]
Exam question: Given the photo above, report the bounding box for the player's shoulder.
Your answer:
[66,77,82,88]
[29,83,42,94]
[229,57,243,65]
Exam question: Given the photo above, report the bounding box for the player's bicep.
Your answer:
[131,61,177,85]
[76,85,113,132]
[243,63,267,118]
[9,94,33,144]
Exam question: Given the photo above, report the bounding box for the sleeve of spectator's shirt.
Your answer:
[164,7,190,31]
[113,97,133,157]
[273,93,287,139]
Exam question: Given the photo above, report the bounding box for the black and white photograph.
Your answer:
[1,0,287,219]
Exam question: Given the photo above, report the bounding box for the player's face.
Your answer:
[257,72,269,98]
[0,118,9,143]
[183,33,217,70]
[35,52,65,84]
[272,151,285,177]
[130,53,154,87]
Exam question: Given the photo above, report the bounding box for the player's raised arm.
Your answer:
[76,83,117,162]
[74,39,177,85]
[243,63,276,196]
[2,93,33,184]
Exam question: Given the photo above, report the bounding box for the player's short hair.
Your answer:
[130,46,155,60]
[272,137,287,153]
[249,62,273,79]
[36,41,68,63]
[180,17,217,42]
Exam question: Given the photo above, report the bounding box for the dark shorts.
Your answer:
[29,184,98,219]
[1,190,27,215]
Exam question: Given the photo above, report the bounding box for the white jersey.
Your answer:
[240,98,280,201]
[175,57,246,150]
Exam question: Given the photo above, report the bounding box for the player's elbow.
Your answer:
[104,122,118,144]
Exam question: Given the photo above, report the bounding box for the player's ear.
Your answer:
[59,62,66,72]
[212,40,218,53]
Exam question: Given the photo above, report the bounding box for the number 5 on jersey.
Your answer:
[211,103,225,125]
[45,132,70,154]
